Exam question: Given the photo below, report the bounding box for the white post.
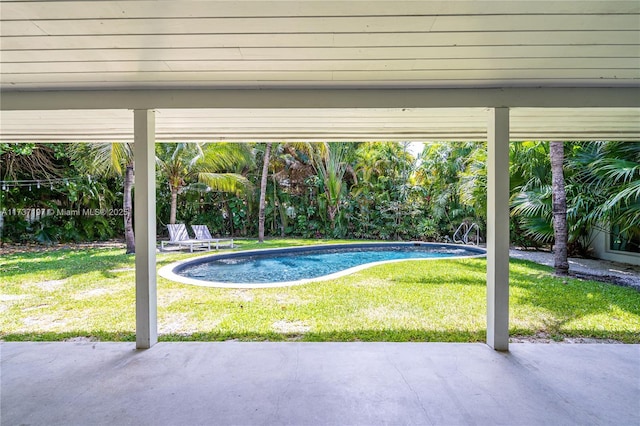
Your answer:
[134,109,157,349]
[486,107,510,351]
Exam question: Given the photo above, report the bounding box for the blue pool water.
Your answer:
[174,244,484,285]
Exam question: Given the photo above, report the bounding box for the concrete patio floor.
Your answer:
[1,342,638,426]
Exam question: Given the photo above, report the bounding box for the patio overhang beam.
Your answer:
[2,87,640,111]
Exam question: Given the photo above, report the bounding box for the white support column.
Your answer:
[134,109,157,349]
[486,107,510,351]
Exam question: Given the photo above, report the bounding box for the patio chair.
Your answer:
[160,224,212,252]
[192,225,234,250]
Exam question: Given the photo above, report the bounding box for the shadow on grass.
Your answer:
[391,259,487,286]
[508,259,640,337]
[398,275,485,286]
[391,257,640,342]
[0,248,133,280]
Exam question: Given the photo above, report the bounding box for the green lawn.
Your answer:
[1,239,639,343]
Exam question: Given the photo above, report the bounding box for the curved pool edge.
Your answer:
[158,242,487,289]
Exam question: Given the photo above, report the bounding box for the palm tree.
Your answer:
[156,143,202,225]
[509,141,555,246]
[70,143,136,253]
[574,141,640,234]
[510,141,639,259]
[156,142,253,225]
[255,141,317,239]
[415,142,476,234]
[311,142,355,229]
[458,142,488,223]
[352,141,418,239]
[550,141,569,275]
[258,142,272,243]
[572,141,640,253]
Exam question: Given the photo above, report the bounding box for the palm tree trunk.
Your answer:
[327,205,337,228]
[123,163,135,254]
[222,197,234,237]
[550,141,569,276]
[258,142,272,243]
[169,187,178,225]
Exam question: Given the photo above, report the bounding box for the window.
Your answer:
[610,225,640,254]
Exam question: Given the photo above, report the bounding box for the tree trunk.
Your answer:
[327,205,337,228]
[550,141,569,276]
[258,142,272,243]
[224,198,234,237]
[169,187,178,225]
[123,163,135,254]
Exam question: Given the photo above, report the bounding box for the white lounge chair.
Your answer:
[161,224,212,252]
[192,225,234,250]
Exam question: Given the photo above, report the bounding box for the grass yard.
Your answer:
[1,239,639,343]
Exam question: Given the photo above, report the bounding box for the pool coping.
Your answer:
[158,242,487,289]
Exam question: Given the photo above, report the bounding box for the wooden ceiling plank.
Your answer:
[237,45,640,60]
[5,47,639,64]
[4,69,638,84]
[3,1,637,20]
[3,31,637,51]
[4,15,637,37]
[5,58,639,74]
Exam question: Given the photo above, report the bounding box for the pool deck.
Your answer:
[2,342,639,425]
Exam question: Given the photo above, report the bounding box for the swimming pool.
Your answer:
[159,242,486,288]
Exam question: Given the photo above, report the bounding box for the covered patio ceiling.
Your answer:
[1,1,639,91]
[1,0,639,142]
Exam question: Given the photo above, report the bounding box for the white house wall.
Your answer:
[591,229,640,266]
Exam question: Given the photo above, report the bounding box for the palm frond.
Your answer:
[519,216,555,243]
[589,157,640,185]
[510,186,552,218]
[200,143,254,172]
[70,142,133,177]
[198,172,253,196]
[606,180,640,209]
